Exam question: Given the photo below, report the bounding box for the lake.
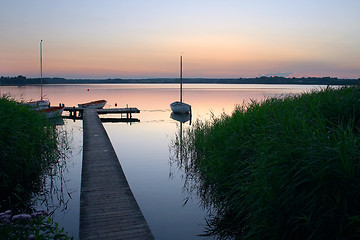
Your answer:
[2,83,322,239]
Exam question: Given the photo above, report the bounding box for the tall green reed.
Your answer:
[0,96,59,211]
[174,86,360,239]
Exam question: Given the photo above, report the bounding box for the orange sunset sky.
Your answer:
[1,0,359,79]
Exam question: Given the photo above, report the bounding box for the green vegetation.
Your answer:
[179,86,360,239]
[0,210,72,240]
[0,96,58,210]
[0,96,72,239]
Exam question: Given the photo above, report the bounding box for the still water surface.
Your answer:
[2,84,322,239]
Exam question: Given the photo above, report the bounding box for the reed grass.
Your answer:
[0,96,59,210]
[181,86,360,239]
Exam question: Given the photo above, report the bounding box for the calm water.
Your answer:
[2,83,322,239]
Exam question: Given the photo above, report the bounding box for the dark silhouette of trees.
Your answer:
[0,75,359,86]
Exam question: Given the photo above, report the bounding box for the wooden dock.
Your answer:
[80,109,153,240]
[64,107,140,118]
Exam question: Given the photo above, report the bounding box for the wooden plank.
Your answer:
[80,109,153,240]
[63,107,140,114]
[100,118,140,123]
[97,107,140,114]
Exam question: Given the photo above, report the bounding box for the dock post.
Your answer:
[126,104,129,118]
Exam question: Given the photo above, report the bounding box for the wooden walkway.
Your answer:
[64,107,140,118]
[80,109,153,240]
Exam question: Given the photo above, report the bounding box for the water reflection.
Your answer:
[170,112,192,124]
[0,119,72,216]
[170,118,241,239]
[32,119,84,239]
[48,116,65,126]
[63,115,140,123]
[100,117,140,123]
[169,113,202,199]
[33,123,73,215]
[3,84,323,239]
[169,112,192,176]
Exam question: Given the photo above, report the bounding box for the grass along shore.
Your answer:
[0,96,73,239]
[0,96,59,210]
[178,86,360,239]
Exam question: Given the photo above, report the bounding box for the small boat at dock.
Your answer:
[24,99,50,110]
[23,40,50,110]
[78,100,107,109]
[37,105,65,118]
[24,40,65,119]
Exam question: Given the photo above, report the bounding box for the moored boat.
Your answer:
[26,40,49,110]
[37,105,65,118]
[78,99,107,109]
[170,101,191,114]
[23,99,50,110]
[23,40,65,119]
[170,56,191,114]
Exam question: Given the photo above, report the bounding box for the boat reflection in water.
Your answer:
[170,112,191,124]
[169,111,196,191]
[170,111,240,239]
[170,111,192,165]
[170,111,192,168]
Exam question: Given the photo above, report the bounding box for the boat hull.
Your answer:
[24,100,50,110]
[37,106,65,118]
[78,100,107,109]
[170,101,191,114]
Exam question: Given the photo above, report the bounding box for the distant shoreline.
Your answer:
[1,75,360,86]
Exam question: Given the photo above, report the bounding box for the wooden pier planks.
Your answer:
[63,107,140,114]
[80,109,153,240]
[96,107,140,114]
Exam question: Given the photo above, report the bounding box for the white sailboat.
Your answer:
[170,56,191,114]
[26,40,64,118]
[24,40,50,109]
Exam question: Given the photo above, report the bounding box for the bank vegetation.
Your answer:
[179,86,360,239]
[0,96,58,210]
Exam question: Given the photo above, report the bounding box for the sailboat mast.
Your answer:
[180,55,182,104]
[40,40,43,100]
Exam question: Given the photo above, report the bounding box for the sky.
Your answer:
[1,0,359,79]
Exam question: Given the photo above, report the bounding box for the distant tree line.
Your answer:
[1,75,360,86]
[1,75,48,85]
